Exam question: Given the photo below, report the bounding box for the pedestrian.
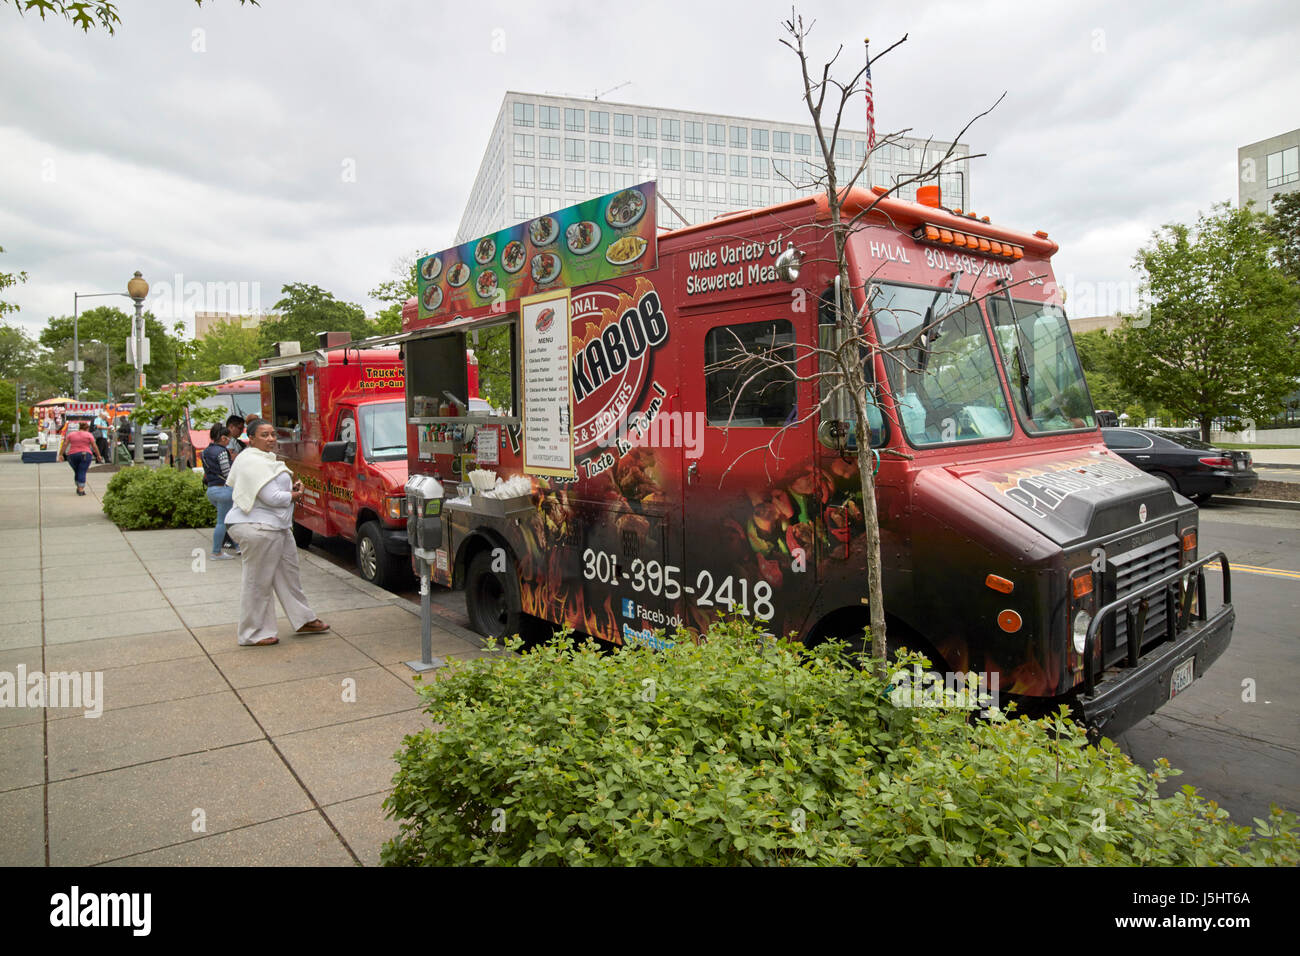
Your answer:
[202,422,239,560]
[224,417,329,646]
[226,415,247,457]
[58,422,103,496]
[93,410,110,460]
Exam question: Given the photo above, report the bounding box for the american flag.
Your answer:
[864,38,876,150]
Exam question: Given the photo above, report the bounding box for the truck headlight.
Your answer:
[1072,610,1092,654]
[384,496,406,520]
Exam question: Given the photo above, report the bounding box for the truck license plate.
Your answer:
[1170,657,1195,699]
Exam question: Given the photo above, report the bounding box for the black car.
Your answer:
[1101,428,1258,504]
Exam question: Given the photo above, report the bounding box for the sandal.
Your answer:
[296,620,330,634]
[243,636,279,646]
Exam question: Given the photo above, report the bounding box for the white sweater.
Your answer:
[225,470,294,529]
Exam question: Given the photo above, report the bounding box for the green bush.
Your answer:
[102,465,216,530]
[382,618,1299,866]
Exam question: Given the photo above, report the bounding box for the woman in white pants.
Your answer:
[224,418,330,646]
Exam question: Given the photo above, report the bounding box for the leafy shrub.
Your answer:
[102,465,216,530]
[383,618,1299,866]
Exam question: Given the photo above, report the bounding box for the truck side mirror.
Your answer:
[321,440,353,463]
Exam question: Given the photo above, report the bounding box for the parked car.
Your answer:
[1101,428,1257,503]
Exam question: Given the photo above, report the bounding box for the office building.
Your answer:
[1239,129,1300,213]
[457,91,973,242]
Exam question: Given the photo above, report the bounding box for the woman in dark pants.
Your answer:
[59,422,103,495]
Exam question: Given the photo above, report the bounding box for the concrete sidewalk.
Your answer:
[0,455,491,866]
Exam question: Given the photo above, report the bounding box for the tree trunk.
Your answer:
[1200,414,1211,443]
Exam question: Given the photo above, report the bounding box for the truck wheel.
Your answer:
[356,520,401,589]
[1153,471,1179,494]
[465,548,524,640]
[291,522,314,549]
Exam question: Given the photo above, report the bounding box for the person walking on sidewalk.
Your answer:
[226,415,247,457]
[224,418,329,646]
[58,422,103,496]
[202,422,239,561]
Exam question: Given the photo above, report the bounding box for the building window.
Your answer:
[591,170,610,193]
[752,156,768,179]
[589,110,609,134]
[662,176,681,199]
[662,148,681,171]
[638,115,657,139]
[539,136,560,160]
[684,179,705,201]
[613,113,634,137]
[1267,146,1299,188]
[565,138,585,163]
[638,145,658,169]
[855,140,867,160]
[707,123,726,146]
[513,195,536,219]
[615,173,635,189]
[590,140,610,164]
[752,184,770,206]
[729,154,747,177]
[513,102,534,127]
[707,181,726,203]
[793,133,811,155]
[538,105,560,130]
[684,121,703,144]
[539,166,560,191]
[771,186,793,203]
[834,138,852,160]
[614,143,634,166]
[751,128,769,151]
[662,118,680,142]
[729,182,747,205]
[708,152,726,175]
[685,150,704,173]
[729,126,747,149]
[705,321,797,426]
[513,164,534,188]
[565,168,585,193]
[565,108,585,132]
[772,158,792,181]
[772,130,790,153]
[513,133,534,158]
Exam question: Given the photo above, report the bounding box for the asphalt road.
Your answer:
[308,502,1299,826]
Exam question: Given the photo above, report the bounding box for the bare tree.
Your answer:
[707,11,1010,671]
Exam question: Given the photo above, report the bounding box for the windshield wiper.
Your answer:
[996,280,1035,416]
[915,272,962,372]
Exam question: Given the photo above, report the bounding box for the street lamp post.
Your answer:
[127,271,149,463]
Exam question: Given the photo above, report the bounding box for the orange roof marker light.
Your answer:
[911,222,1026,261]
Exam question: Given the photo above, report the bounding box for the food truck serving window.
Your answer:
[870,281,1013,447]
[705,320,797,427]
[270,374,300,430]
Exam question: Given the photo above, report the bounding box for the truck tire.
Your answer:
[465,548,524,640]
[291,522,314,549]
[356,520,401,589]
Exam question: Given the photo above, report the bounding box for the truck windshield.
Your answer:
[869,281,1013,446]
[359,402,407,462]
[987,297,1096,432]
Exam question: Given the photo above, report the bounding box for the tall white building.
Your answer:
[456,91,973,243]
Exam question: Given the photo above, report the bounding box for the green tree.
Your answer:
[259,283,371,356]
[190,319,263,380]
[38,305,179,397]
[0,246,28,318]
[2,0,257,34]
[368,249,426,336]
[1073,329,1147,416]
[1267,191,1300,284]
[1114,202,1300,441]
[0,322,37,378]
[132,383,224,468]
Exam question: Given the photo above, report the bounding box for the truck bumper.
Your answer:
[381,526,410,557]
[1075,603,1234,739]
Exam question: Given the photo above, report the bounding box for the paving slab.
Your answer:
[0,646,46,730]
[100,810,355,866]
[47,741,313,866]
[43,607,184,645]
[47,691,263,780]
[323,604,425,638]
[43,589,174,621]
[209,634,377,689]
[345,627,482,667]
[239,665,420,737]
[0,583,42,603]
[322,790,396,867]
[5,599,44,624]
[0,620,42,652]
[43,655,230,722]
[44,629,202,673]
[0,785,45,866]
[0,720,45,792]
[42,574,160,600]
[272,709,437,807]
[2,568,42,586]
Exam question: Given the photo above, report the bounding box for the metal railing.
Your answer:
[1082,551,1231,694]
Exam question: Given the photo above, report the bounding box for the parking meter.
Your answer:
[405,474,445,560]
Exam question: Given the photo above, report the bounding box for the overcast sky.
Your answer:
[2,0,1296,338]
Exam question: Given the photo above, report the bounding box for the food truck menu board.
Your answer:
[519,290,575,478]
[416,183,657,321]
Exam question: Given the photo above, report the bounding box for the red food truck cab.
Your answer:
[245,336,412,587]
[398,183,1235,739]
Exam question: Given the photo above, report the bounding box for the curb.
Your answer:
[1253,462,1300,470]
[1207,496,1300,511]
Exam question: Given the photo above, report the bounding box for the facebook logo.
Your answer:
[621,599,636,618]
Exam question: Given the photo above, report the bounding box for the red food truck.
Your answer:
[170,380,262,467]
[396,182,1234,737]
[231,339,413,587]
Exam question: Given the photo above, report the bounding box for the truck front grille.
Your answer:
[1104,534,1181,665]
